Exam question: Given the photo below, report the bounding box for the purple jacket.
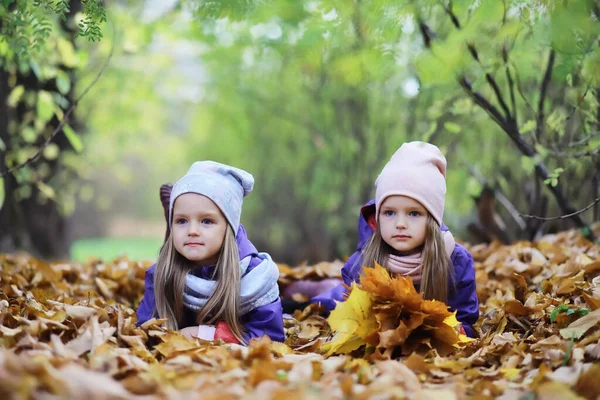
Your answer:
[312,200,480,337]
[136,225,285,343]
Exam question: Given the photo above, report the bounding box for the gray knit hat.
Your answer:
[169,161,254,236]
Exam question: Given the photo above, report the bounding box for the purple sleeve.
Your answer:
[447,245,479,337]
[311,284,347,311]
[310,250,362,311]
[136,264,157,326]
[242,299,285,342]
[341,250,364,286]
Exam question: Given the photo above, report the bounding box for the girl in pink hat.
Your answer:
[313,142,479,336]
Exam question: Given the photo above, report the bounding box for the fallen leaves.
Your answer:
[0,224,598,398]
[321,286,377,356]
[560,309,600,340]
[322,264,470,358]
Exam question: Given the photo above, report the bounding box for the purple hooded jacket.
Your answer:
[312,200,479,337]
[136,224,285,343]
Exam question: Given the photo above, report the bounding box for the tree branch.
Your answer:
[520,198,599,221]
[1,28,115,179]
[418,19,435,49]
[458,77,512,140]
[485,72,513,123]
[442,0,461,29]
[566,76,593,121]
[420,4,596,241]
[536,50,555,140]
[503,46,517,126]
[444,3,514,125]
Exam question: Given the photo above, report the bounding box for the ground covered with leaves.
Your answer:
[1,226,600,399]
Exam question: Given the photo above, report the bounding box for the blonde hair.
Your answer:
[154,225,246,343]
[361,213,453,302]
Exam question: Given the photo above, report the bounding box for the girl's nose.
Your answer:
[188,222,200,236]
[396,217,407,229]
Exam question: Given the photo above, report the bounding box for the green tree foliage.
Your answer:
[413,0,599,240]
[177,0,598,258]
[1,0,598,261]
[1,0,106,57]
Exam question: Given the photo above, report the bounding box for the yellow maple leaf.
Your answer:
[443,311,474,345]
[321,285,378,356]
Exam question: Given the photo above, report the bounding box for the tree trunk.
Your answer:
[0,1,82,260]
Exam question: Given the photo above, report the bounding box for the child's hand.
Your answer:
[179,325,215,340]
[179,326,199,339]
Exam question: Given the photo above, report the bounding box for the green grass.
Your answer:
[70,237,163,263]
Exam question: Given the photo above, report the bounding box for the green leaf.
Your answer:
[30,61,43,79]
[7,85,25,107]
[466,177,483,198]
[15,185,32,200]
[21,126,37,143]
[43,143,60,160]
[56,71,71,95]
[36,91,56,123]
[520,120,536,134]
[563,336,575,366]
[63,125,83,153]
[57,38,77,68]
[535,144,548,158]
[521,156,536,174]
[566,73,573,87]
[444,122,462,134]
[37,181,56,199]
[566,308,589,317]
[552,304,591,323]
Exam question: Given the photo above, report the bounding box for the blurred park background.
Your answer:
[0,0,598,264]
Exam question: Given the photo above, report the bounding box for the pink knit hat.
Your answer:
[375,141,447,226]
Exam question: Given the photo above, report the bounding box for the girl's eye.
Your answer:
[201,219,214,225]
[383,210,395,216]
[175,218,187,224]
[409,211,421,217]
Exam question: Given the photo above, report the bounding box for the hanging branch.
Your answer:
[503,46,518,127]
[535,50,555,140]
[520,198,599,221]
[0,30,115,178]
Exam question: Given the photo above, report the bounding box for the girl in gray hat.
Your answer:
[137,161,284,344]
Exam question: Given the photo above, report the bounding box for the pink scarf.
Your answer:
[386,231,456,284]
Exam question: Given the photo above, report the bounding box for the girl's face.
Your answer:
[172,193,227,265]
[379,195,428,255]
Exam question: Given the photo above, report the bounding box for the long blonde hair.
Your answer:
[361,214,453,302]
[153,225,246,343]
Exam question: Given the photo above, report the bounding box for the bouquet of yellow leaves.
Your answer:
[321,263,472,358]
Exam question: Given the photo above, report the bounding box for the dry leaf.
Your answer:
[1,224,600,399]
[560,309,600,339]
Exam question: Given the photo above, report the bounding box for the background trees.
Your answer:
[1,0,598,262]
